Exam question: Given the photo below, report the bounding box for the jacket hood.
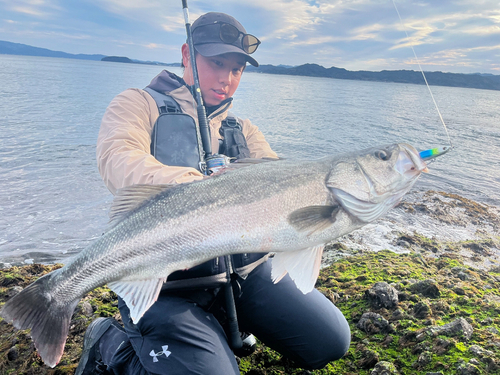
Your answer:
[147,70,185,94]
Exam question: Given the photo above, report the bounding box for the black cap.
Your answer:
[191,12,259,67]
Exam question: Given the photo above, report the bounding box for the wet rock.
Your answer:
[100,291,114,303]
[409,279,441,298]
[469,344,493,358]
[6,285,23,298]
[366,282,399,309]
[425,372,444,375]
[396,291,410,301]
[456,362,480,375]
[7,346,18,361]
[77,301,94,317]
[390,308,406,321]
[370,361,400,374]
[463,242,492,256]
[433,338,452,355]
[485,294,500,304]
[486,358,500,372]
[451,267,472,281]
[487,326,499,334]
[429,317,473,340]
[381,335,394,347]
[357,312,393,334]
[480,317,493,325]
[413,301,432,319]
[1,274,23,287]
[399,329,428,347]
[357,349,379,369]
[470,358,481,366]
[411,342,431,355]
[412,351,432,369]
[468,343,498,370]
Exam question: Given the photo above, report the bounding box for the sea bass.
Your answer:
[0,143,427,367]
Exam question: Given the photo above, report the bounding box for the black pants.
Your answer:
[107,259,351,374]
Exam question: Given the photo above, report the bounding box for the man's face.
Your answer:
[182,44,246,107]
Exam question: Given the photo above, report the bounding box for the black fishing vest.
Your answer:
[143,86,266,290]
[144,87,250,170]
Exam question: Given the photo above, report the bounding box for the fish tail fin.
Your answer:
[0,270,79,368]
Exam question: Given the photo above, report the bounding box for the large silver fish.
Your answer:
[0,143,427,367]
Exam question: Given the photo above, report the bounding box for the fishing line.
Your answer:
[391,0,453,150]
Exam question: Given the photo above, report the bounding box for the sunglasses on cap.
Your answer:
[193,21,261,54]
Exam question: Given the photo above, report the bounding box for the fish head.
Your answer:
[326,143,427,223]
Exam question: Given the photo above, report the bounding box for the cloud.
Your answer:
[1,0,62,18]
[160,15,186,33]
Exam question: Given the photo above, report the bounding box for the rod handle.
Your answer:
[224,281,243,349]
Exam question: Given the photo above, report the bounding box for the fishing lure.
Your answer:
[419,146,450,161]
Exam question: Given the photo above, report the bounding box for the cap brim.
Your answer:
[194,43,259,67]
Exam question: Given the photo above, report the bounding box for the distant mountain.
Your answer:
[0,40,105,61]
[246,63,500,91]
[0,40,179,66]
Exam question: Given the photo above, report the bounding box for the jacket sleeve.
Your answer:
[240,118,279,159]
[96,88,204,195]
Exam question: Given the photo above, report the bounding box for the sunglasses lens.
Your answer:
[243,35,260,54]
[220,23,240,44]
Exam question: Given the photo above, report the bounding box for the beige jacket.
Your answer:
[96,73,277,194]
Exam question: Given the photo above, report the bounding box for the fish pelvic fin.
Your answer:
[288,205,340,235]
[108,277,167,324]
[271,245,324,294]
[0,270,79,368]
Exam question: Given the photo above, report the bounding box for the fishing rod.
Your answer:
[391,0,453,163]
[181,0,243,350]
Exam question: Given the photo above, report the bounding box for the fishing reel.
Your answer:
[206,154,233,175]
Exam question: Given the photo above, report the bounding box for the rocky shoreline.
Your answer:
[0,191,499,374]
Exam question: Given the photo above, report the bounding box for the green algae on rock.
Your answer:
[1,247,500,374]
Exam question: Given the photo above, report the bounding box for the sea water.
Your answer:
[0,54,499,265]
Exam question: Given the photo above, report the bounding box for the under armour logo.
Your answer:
[149,345,172,362]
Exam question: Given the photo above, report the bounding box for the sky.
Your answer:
[1,0,499,75]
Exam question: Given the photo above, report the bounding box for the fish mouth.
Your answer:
[330,144,425,223]
[398,143,429,174]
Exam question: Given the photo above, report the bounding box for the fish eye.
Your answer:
[375,150,391,161]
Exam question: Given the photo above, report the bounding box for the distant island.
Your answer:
[101,55,180,67]
[1,40,499,91]
[246,64,500,91]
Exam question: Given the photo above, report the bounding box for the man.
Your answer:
[76,12,350,375]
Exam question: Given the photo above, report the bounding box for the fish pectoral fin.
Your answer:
[288,205,340,234]
[108,184,177,228]
[108,277,167,324]
[271,245,324,294]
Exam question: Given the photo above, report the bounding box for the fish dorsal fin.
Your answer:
[271,245,324,294]
[108,277,167,324]
[108,184,176,228]
[288,205,340,235]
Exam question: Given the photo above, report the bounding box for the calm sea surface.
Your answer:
[1,55,499,265]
